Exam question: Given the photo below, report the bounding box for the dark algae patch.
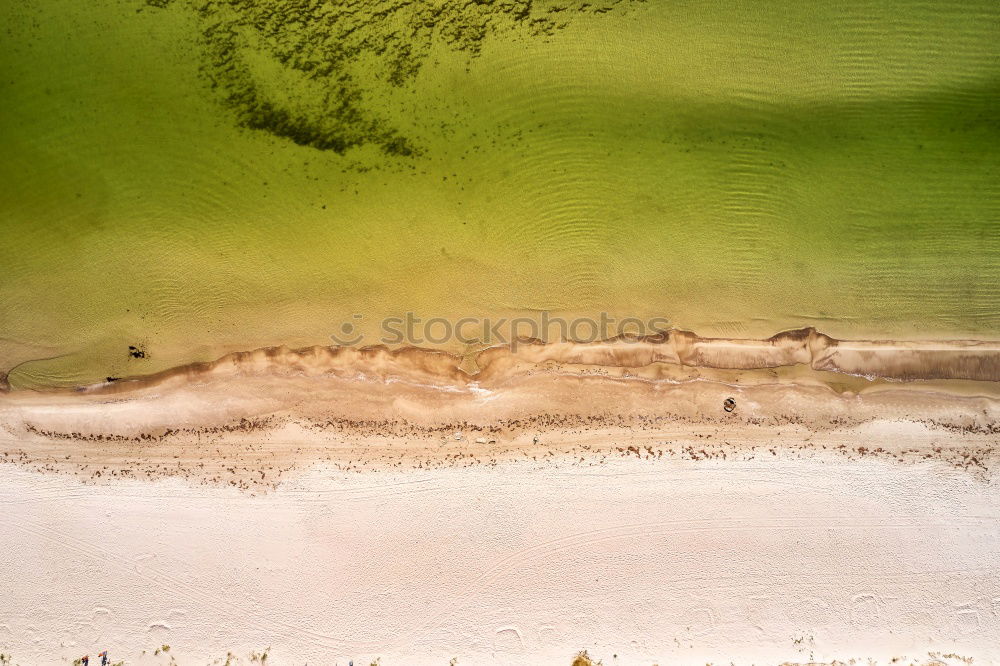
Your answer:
[186,0,643,155]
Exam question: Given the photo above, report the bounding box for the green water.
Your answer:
[1,0,998,388]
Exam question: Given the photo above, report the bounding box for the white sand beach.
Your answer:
[1,449,997,665]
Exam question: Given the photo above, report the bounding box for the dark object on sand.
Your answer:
[128,345,146,359]
[723,397,736,412]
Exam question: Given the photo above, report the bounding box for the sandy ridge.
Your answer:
[0,343,997,489]
[3,327,997,397]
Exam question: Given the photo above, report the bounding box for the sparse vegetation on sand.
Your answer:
[572,650,600,666]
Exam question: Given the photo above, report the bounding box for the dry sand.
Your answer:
[0,331,998,664]
[1,454,997,665]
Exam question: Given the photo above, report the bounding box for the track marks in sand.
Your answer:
[2,514,350,650]
[375,513,1000,651]
[3,456,999,663]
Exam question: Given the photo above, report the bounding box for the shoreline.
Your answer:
[1,328,997,489]
[3,326,1000,396]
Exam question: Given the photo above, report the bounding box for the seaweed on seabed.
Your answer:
[382,135,420,158]
[183,0,644,156]
[239,98,350,154]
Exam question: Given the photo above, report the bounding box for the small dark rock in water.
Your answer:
[128,345,146,359]
[723,397,736,413]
